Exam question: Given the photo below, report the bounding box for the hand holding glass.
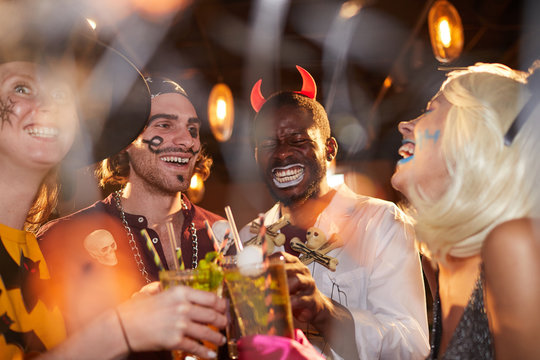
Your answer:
[159,265,224,360]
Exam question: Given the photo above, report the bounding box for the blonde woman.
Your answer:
[392,63,540,359]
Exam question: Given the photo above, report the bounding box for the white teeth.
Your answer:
[160,156,189,164]
[272,164,305,188]
[275,167,302,178]
[398,142,415,158]
[25,126,59,138]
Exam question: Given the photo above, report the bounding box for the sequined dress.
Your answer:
[427,268,494,360]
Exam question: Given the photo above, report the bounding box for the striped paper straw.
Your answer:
[204,220,220,252]
[166,221,181,270]
[141,229,164,270]
[224,206,244,253]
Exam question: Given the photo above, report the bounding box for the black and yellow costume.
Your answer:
[0,223,65,359]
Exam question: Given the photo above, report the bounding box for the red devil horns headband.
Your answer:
[250,65,317,112]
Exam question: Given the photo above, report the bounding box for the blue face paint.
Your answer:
[417,129,440,150]
[398,155,414,165]
[397,140,415,165]
[424,129,440,142]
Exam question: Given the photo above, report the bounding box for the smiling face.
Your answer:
[0,61,78,172]
[391,94,452,202]
[126,92,201,194]
[254,104,331,206]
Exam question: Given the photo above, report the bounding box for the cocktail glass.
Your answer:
[221,256,294,358]
[159,267,224,360]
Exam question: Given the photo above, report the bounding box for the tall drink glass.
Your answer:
[159,268,223,360]
[221,256,294,358]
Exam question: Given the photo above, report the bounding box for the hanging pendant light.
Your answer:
[130,0,193,18]
[207,83,234,142]
[428,0,464,63]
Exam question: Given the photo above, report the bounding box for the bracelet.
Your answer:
[115,307,133,353]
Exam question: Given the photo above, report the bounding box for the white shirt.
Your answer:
[239,184,429,360]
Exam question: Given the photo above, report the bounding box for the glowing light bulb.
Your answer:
[438,19,451,47]
[208,83,234,142]
[216,98,227,120]
[383,76,393,89]
[188,173,205,203]
[339,1,362,19]
[428,0,464,63]
[190,173,202,190]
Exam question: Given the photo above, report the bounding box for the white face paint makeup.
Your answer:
[272,163,305,188]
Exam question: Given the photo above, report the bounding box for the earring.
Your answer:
[327,154,333,161]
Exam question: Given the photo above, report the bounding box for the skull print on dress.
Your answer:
[83,229,119,266]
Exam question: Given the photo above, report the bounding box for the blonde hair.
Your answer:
[25,168,59,233]
[408,63,536,262]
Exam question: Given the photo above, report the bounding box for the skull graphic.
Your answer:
[83,229,118,266]
[306,227,327,250]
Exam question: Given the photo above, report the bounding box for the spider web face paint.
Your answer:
[0,98,14,129]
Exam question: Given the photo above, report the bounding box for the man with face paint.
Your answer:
[37,77,231,359]
[239,68,429,360]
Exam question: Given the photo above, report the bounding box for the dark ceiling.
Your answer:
[74,0,538,223]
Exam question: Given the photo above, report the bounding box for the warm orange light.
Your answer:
[130,0,192,18]
[208,83,234,142]
[383,76,393,89]
[428,0,464,63]
[339,1,362,19]
[216,98,227,120]
[438,18,451,47]
[187,173,205,203]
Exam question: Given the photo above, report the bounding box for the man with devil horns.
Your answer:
[240,66,429,360]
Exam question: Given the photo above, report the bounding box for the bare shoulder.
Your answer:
[482,218,540,266]
[481,217,540,314]
[482,219,540,358]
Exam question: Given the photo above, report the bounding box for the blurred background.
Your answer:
[57,0,538,227]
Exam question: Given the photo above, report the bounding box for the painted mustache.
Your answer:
[154,146,200,156]
[142,136,200,155]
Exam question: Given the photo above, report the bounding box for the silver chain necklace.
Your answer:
[113,190,199,284]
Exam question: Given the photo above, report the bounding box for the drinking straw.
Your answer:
[204,220,220,252]
[256,214,269,264]
[141,229,164,271]
[224,206,244,253]
[219,229,231,253]
[255,214,267,246]
[166,221,181,270]
[177,247,184,270]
